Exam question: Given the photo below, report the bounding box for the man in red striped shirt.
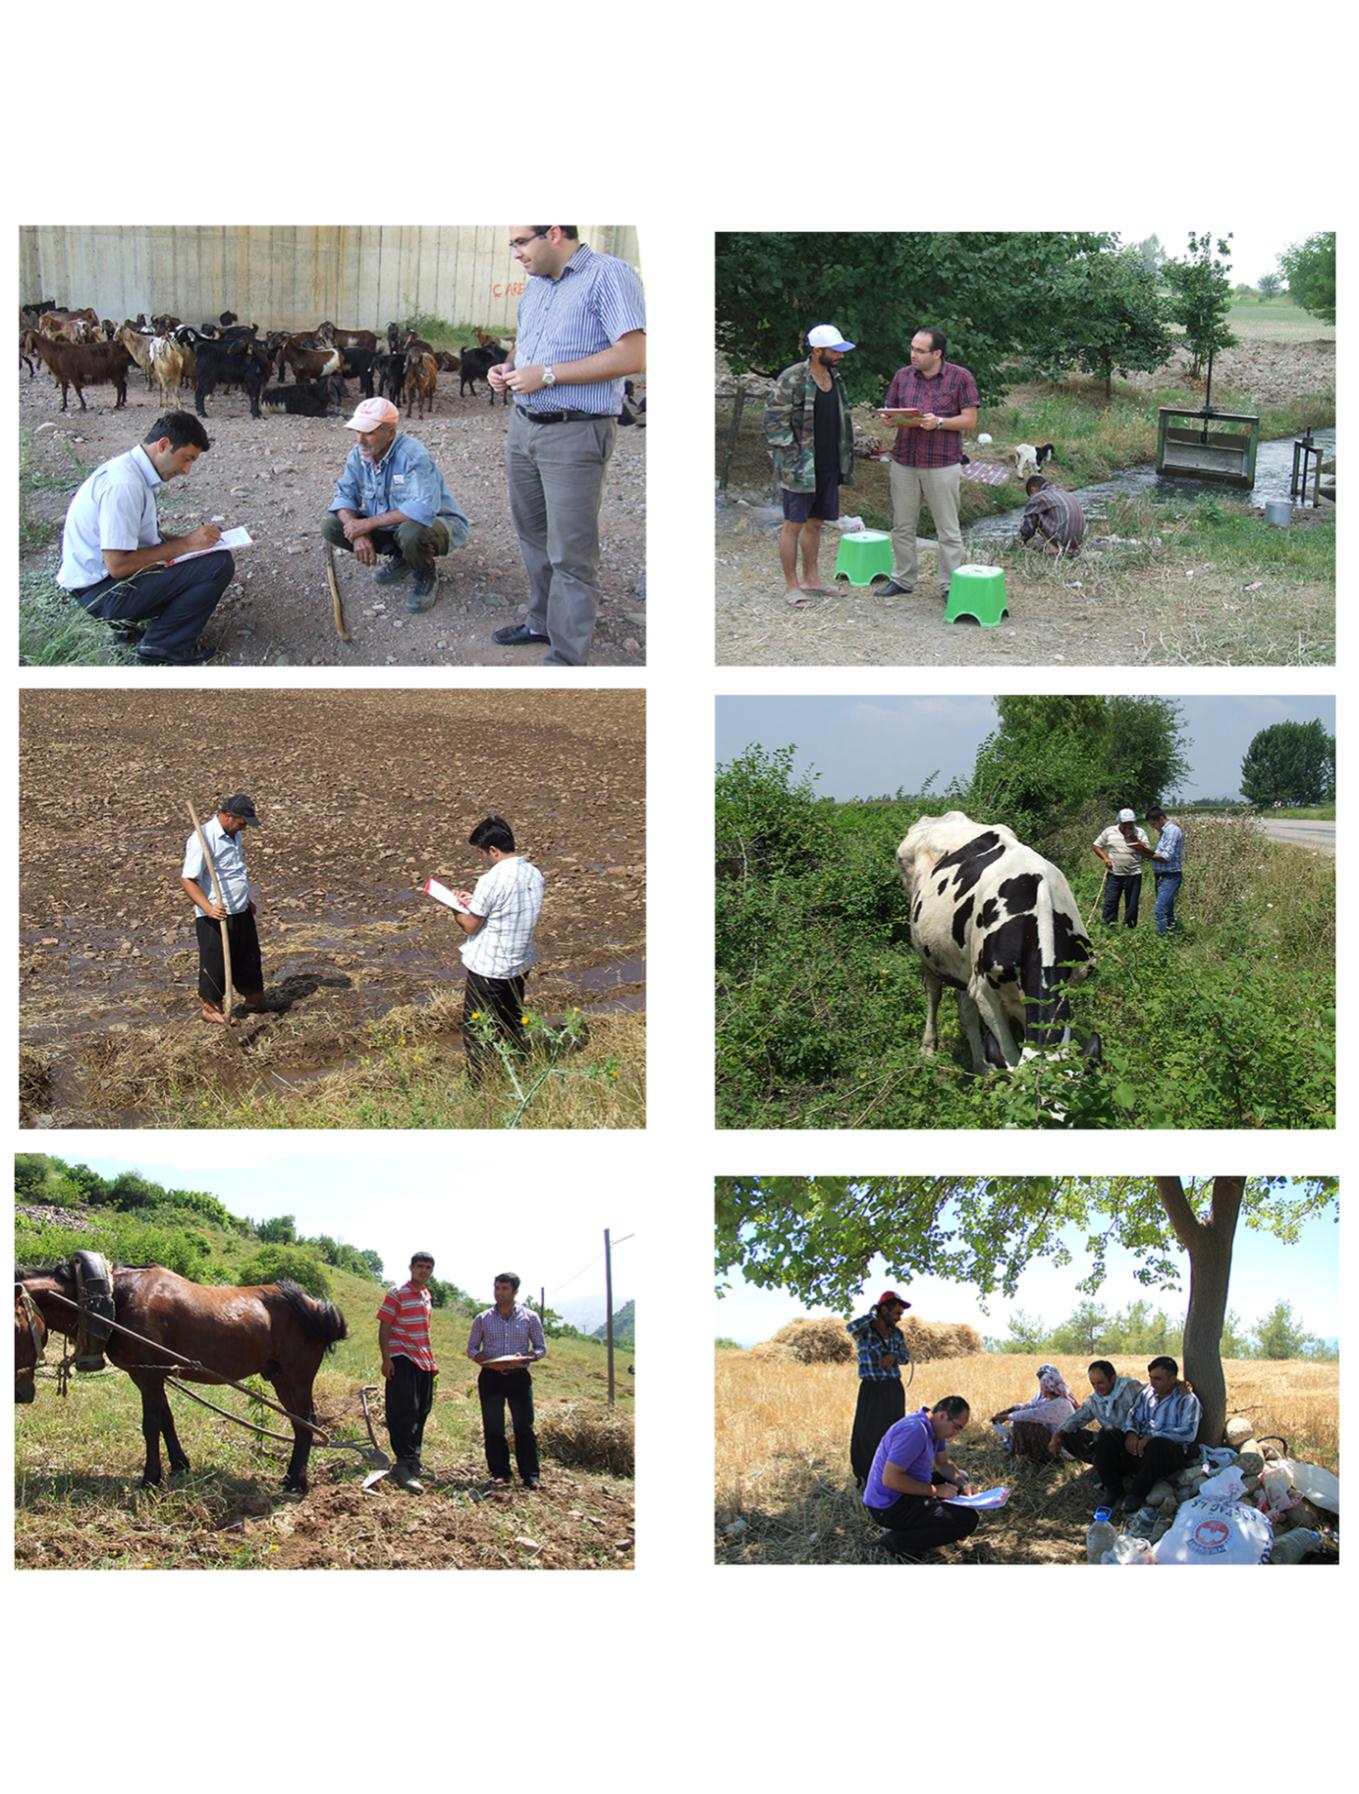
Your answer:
[877,327,979,600]
[378,1251,438,1492]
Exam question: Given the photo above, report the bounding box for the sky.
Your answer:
[1120,222,1328,290]
[716,695,1336,803]
[71,1143,635,1330]
[716,1182,1339,1349]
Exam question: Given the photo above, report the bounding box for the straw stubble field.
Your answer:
[715,1349,1339,1566]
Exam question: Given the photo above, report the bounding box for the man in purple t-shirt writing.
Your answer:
[863,1395,980,1560]
[876,327,979,602]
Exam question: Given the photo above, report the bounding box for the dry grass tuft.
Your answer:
[904,1318,983,1361]
[750,1317,854,1365]
[539,1404,635,1477]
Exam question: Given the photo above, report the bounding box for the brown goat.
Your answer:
[278,337,345,384]
[28,337,133,410]
[315,321,378,351]
[403,351,438,418]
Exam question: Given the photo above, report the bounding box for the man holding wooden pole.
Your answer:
[179,794,266,1025]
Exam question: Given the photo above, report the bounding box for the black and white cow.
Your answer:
[896,811,1099,1071]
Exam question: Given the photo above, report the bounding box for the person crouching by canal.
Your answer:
[449,817,545,1084]
[847,1291,912,1488]
[1017,475,1086,556]
[467,1273,547,1489]
[179,794,265,1025]
[378,1251,438,1493]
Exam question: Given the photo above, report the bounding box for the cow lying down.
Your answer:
[897,811,1101,1072]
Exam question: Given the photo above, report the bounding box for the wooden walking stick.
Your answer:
[186,800,235,1027]
[326,545,351,642]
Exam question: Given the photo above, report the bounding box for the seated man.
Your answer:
[862,1396,979,1560]
[56,409,234,666]
[1018,475,1086,555]
[1048,1359,1145,1496]
[323,396,470,614]
[1121,1355,1202,1531]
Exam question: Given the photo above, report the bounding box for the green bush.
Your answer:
[15,1218,210,1278]
[235,1245,332,1298]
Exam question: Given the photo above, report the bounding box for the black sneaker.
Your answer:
[373,557,411,586]
[493,623,550,647]
[405,569,438,612]
[136,646,215,667]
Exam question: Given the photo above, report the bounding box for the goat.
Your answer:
[339,345,380,398]
[149,334,187,409]
[386,321,401,353]
[116,324,159,390]
[433,350,461,374]
[400,331,435,356]
[186,334,271,418]
[619,379,646,426]
[403,350,438,419]
[27,336,132,411]
[372,351,407,406]
[151,314,181,334]
[277,336,344,385]
[473,326,514,352]
[261,375,344,416]
[40,312,96,343]
[1007,442,1056,480]
[20,327,40,378]
[459,343,509,403]
[316,321,378,352]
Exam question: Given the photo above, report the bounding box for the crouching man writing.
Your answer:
[322,397,470,614]
[863,1396,979,1561]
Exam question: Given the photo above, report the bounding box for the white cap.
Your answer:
[807,323,855,352]
[1117,808,1136,823]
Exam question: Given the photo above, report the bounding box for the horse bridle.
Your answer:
[15,1283,48,1368]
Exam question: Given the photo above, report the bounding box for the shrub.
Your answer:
[235,1245,332,1299]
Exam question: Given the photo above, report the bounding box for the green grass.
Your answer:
[18,568,137,666]
[1224,298,1335,340]
[1263,804,1335,821]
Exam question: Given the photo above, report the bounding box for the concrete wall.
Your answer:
[18,225,641,333]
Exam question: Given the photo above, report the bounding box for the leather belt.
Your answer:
[515,406,609,425]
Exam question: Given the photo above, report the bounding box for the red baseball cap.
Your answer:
[876,1291,911,1309]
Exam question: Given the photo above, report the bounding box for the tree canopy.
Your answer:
[1240,718,1335,806]
[1278,232,1336,325]
[1164,231,1237,380]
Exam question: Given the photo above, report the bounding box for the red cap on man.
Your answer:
[875,1291,911,1310]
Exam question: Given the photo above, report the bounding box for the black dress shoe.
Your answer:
[136,647,215,666]
[875,578,914,597]
[494,623,550,647]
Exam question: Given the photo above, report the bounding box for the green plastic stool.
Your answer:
[946,563,1009,626]
[834,529,893,587]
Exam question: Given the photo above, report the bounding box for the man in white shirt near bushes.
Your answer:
[450,816,545,1082]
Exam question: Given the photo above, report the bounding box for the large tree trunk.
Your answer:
[1155,1176,1244,1445]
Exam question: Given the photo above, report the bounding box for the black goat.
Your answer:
[459,343,509,403]
[339,345,380,399]
[372,351,407,405]
[261,375,344,416]
[190,336,271,418]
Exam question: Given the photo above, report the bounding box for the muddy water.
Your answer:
[962,428,1336,544]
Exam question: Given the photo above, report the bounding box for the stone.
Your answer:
[479,591,510,608]
[1224,1416,1254,1448]
[622,612,647,628]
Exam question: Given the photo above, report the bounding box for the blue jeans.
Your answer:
[1154,873,1182,935]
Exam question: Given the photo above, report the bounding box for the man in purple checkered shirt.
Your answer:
[876,327,979,600]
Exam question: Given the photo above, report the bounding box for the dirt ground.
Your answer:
[19,371,646,667]
[19,689,644,1125]
[715,338,1335,667]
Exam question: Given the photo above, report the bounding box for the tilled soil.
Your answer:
[19,689,644,1125]
[20,372,646,666]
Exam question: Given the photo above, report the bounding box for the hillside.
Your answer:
[14,1166,634,1571]
[594,1299,635,1348]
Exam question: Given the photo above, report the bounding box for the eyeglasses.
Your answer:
[509,230,548,250]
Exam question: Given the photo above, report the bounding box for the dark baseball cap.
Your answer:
[876,1290,911,1309]
[221,794,259,825]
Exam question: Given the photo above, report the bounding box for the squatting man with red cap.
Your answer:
[179,794,266,1025]
[846,1290,913,1487]
[322,396,470,613]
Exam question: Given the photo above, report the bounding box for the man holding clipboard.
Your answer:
[467,1273,547,1488]
[877,328,979,601]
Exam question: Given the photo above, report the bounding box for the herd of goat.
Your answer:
[19,303,645,428]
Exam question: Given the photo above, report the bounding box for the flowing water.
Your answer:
[961,427,1336,545]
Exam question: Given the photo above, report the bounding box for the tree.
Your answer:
[1163,231,1237,380]
[715,230,1110,403]
[1101,696,1189,810]
[1250,1299,1318,1360]
[1240,718,1335,806]
[715,1176,1337,1445]
[1219,1307,1249,1358]
[1045,245,1171,401]
[255,1214,297,1244]
[1129,234,1166,274]
[1049,1299,1111,1354]
[1255,271,1283,302]
[1278,232,1336,324]
[359,1248,384,1279]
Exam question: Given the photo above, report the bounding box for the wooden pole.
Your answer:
[186,800,234,1027]
[325,545,351,642]
[719,385,745,492]
[604,1228,615,1408]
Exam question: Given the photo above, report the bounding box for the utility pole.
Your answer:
[604,1227,615,1407]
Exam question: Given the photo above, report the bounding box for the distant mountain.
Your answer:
[593,1299,634,1348]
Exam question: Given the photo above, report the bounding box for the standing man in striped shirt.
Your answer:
[488,226,646,667]
[449,816,545,1084]
[1018,476,1086,554]
[877,327,979,601]
[467,1273,548,1488]
[378,1251,438,1493]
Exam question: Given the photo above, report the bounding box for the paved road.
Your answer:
[1258,819,1336,854]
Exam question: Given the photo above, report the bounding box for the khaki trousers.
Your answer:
[889,461,964,592]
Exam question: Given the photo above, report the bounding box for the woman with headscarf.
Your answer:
[992,1364,1078,1464]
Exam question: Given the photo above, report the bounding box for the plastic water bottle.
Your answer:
[1086,1519,1118,1562]
[1270,1528,1320,1565]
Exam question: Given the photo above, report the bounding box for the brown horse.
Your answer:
[15,1261,347,1490]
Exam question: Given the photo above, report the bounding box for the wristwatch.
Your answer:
[542,365,556,387]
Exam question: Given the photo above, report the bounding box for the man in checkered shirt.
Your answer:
[877,326,979,600]
[450,815,545,1082]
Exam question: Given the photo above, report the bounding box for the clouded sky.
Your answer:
[716,695,1336,802]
